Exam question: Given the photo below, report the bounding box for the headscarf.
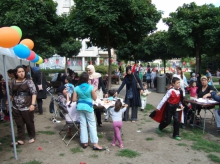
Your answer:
[32,66,40,73]
[87,65,101,79]
[126,66,133,82]
[57,85,66,94]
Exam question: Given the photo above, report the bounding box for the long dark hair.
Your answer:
[14,65,27,79]
[176,67,183,79]
[114,99,122,112]
[77,72,89,86]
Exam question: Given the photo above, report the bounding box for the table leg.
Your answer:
[203,109,206,134]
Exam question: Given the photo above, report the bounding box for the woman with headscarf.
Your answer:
[87,65,108,127]
[32,66,47,115]
[114,67,144,122]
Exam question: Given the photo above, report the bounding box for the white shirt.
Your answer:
[156,89,181,110]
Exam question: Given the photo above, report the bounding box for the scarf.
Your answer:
[87,65,101,79]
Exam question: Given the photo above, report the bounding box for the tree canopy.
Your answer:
[0,0,60,58]
[68,0,161,88]
[163,2,220,73]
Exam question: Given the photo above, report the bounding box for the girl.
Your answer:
[151,77,184,140]
[64,76,75,97]
[172,67,188,97]
[110,100,128,148]
[140,83,150,111]
[187,81,198,98]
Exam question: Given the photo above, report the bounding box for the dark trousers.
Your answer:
[159,104,180,137]
[12,109,35,141]
[95,108,102,125]
[147,79,151,88]
[124,98,138,121]
[37,99,43,114]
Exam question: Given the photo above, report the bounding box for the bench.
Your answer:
[49,81,62,93]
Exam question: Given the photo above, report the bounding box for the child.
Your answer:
[64,77,75,97]
[207,77,213,86]
[140,83,150,111]
[105,89,116,122]
[110,99,128,148]
[151,77,184,140]
[186,81,198,98]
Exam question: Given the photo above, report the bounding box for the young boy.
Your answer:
[104,89,116,122]
[151,77,184,140]
[140,83,150,111]
[64,77,75,97]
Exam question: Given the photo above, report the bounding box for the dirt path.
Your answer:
[1,87,220,164]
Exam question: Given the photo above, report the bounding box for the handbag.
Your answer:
[127,88,133,99]
[133,73,141,90]
[37,73,43,91]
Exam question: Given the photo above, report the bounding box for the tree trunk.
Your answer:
[65,57,68,74]
[195,45,200,73]
[163,59,166,74]
[107,47,112,90]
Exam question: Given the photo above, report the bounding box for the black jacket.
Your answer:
[32,71,47,99]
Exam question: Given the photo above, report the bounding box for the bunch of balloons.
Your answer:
[0,26,44,64]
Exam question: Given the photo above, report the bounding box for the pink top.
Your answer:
[88,78,99,89]
[187,86,198,97]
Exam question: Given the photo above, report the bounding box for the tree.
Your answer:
[68,0,161,89]
[0,0,60,58]
[163,2,220,73]
[56,37,82,72]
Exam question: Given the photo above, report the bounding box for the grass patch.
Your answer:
[89,154,98,158]
[117,149,141,158]
[145,137,154,141]
[59,153,65,156]
[207,154,220,163]
[70,147,83,154]
[192,138,220,153]
[97,133,103,138]
[177,143,187,146]
[2,122,10,127]
[145,104,155,111]
[44,126,51,129]
[145,120,152,122]
[138,128,142,130]
[22,160,42,164]
[37,131,55,135]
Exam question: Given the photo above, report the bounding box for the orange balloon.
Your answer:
[0,27,21,48]
[20,39,34,50]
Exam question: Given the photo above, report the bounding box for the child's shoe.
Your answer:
[140,109,144,111]
[119,144,124,149]
[111,143,115,147]
[156,128,162,134]
[104,119,108,122]
[174,136,181,141]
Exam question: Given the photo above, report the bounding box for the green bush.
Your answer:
[40,69,65,81]
[94,65,119,75]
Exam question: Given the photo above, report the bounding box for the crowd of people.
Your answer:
[1,63,220,150]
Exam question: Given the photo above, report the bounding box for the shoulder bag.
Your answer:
[133,73,141,90]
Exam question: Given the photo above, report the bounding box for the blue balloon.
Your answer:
[13,44,30,59]
[31,54,39,63]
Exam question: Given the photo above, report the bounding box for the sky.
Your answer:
[151,0,220,31]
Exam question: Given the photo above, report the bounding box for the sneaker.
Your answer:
[104,119,108,122]
[156,128,162,134]
[119,144,124,149]
[111,143,115,147]
[174,136,181,140]
[103,113,107,116]
[140,109,144,111]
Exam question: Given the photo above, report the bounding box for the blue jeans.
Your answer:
[211,91,220,102]
[78,110,98,144]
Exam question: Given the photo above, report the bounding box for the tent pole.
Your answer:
[29,61,31,78]
[3,55,18,160]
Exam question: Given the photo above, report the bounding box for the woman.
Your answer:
[10,65,37,146]
[57,85,79,137]
[172,67,188,97]
[197,76,215,116]
[73,72,105,150]
[87,65,108,127]
[114,67,143,122]
[32,67,47,115]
